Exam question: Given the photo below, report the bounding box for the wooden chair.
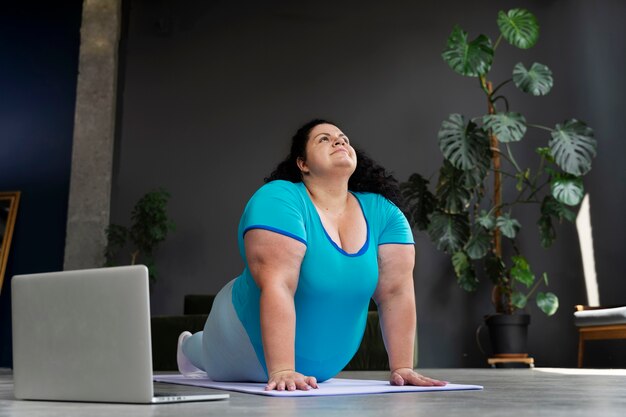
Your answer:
[573,195,626,367]
[575,305,626,367]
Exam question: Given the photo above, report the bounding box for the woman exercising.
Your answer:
[177,119,446,391]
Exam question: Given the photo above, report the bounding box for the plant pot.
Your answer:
[485,314,530,356]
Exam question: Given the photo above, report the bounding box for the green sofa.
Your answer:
[151,295,417,372]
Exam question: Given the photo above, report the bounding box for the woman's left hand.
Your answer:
[390,368,447,386]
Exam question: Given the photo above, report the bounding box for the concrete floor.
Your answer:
[1,368,625,417]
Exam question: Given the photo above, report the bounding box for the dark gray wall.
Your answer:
[113,0,626,367]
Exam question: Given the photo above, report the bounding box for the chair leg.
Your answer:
[577,333,584,368]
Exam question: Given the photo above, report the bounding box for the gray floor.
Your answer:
[1,368,625,417]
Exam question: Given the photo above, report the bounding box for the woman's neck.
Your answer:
[303,177,350,214]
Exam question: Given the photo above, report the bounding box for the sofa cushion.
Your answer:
[574,306,626,327]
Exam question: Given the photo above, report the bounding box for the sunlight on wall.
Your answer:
[576,194,599,307]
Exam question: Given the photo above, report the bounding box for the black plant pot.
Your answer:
[485,314,531,356]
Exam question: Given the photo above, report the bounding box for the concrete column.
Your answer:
[64,0,121,270]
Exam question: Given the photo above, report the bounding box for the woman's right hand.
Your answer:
[265,370,318,391]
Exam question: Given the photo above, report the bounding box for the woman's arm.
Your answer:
[244,229,318,391]
[373,244,446,386]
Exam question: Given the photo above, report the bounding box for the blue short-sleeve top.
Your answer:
[231,180,414,382]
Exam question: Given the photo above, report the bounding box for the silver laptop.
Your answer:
[11,265,228,404]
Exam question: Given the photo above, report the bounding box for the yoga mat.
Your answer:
[154,374,483,397]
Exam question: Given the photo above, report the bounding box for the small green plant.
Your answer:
[402,8,597,316]
[105,188,175,283]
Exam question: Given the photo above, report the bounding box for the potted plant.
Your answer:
[105,188,176,285]
[402,8,597,356]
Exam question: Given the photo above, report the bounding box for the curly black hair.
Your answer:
[265,119,405,209]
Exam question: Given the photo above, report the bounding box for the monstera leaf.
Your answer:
[496,213,521,239]
[436,161,473,214]
[541,195,576,223]
[461,164,488,189]
[497,8,539,49]
[551,175,584,206]
[537,210,556,249]
[537,291,559,316]
[452,251,479,291]
[442,26,494,77]
[401,173,436,231]
[482,112,527,143]
[513,62,553,96]
[484,254,506,285]
[538,195,576,248]
[477,210,496,230]
[536,146,555,163]
[549,119,596,176]
[464,226,492,260]
[438,114,491,171]
[510,255,534,288]
[511,291,528,309]
[427,211,470,253]
[452,251,469,278]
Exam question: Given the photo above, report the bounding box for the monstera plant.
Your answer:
[402,8,597,320]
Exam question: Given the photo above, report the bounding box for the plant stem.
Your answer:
[479,75,490,96]
[489,168,519,180]
[527,123,553,132]
[524,179,551,202]
[489,147,519,172]
[489,146,534,194]
[505,144,523,173]
[493,34,503,51]
[491,95,510,112]
[501,199,542,210]
[131,250,139,265]
[490,78,512,97]
[534,156,545,183]
[525,274,545,301]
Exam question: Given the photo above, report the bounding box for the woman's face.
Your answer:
[297,123,357,177]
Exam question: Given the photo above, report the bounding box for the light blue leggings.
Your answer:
[182,279,267,382]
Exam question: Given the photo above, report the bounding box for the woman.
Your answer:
[178,119,445,391]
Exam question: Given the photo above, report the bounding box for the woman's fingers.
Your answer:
[408,374,446,386]
[390,372,406,386]
[265,371,318,391]
[390,369,447,387]
[305,376,318,389]
[294,379,311,391]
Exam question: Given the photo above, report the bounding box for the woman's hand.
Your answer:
[265,370,318,391]
[390,368,447,387]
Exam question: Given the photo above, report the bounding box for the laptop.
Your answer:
[11,265,229,404]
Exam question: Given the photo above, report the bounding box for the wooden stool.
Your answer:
[488,354,534,368]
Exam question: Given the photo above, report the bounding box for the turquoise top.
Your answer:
[231,180,414,382]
